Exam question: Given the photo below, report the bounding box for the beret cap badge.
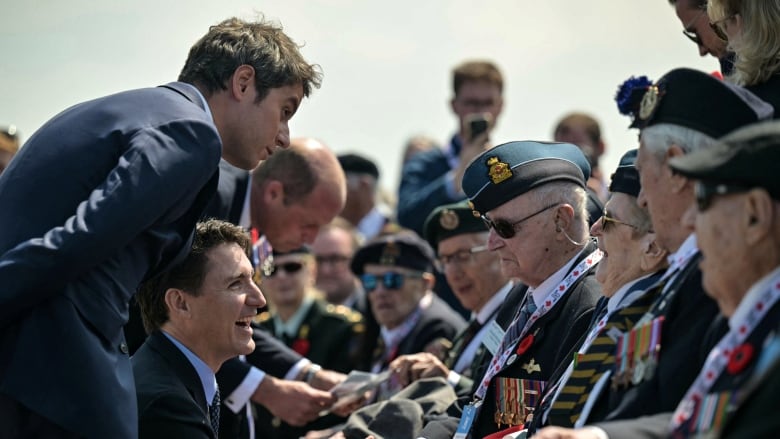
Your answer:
[639,85,661,121]
[486,156,513,184]
[379,240,401,266]
[439,209,459,230]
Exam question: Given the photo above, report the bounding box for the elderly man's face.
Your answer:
[262,253,314,309]
[590,193,647,296]
[438,232,504,313]
[484,191,559,287]
[363,264,427,329]
[636,143,679,252]
[683,190,746,316]
[311,227,358,304]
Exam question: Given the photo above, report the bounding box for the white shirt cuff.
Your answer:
[224,366,266,413]
[446,370,462,388]
[284,358,312,381]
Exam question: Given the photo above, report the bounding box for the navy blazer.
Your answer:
[0,82,220,438]
[133,331,216,439]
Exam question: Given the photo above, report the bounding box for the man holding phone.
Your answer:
[397,60,504,236]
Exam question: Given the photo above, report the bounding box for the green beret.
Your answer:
[423,200,488,251]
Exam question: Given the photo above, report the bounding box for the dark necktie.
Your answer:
[209,387,221,434]
[445,318,483,369]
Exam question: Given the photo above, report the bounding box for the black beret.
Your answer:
[272,245,311,258]
[615,68,773,138]
[350,231,435,275]
[609,149,641,197]
[423,201,488,251]
[668,120,780,200]
[462,141,590,215]
[338,153,380,179]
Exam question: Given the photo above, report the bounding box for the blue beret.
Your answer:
[350,231,435,275]
[462,141,591,215]
[423,200,488,251]
[615,68,773,138]
[609,149,641,197]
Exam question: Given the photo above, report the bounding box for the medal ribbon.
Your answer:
[474,249,602,399]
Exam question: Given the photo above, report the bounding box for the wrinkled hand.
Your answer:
[389,352,450,387]
[251,376,336,426]
[531,426,602,439]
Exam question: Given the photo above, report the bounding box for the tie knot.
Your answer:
[523,298,537,316]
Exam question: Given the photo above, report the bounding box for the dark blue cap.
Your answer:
[462,141,591,215]
[609,149,641,197]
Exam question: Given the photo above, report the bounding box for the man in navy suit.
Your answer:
[133,219,265,438]
[0,16,321,438]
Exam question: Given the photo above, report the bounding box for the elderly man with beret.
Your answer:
[416,140,604,439]
[350,232,466,391]
[531,69,774,439]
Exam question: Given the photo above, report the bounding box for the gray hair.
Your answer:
[640,123,718,160]
[529,182,589,240]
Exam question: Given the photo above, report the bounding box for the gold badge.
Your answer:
[639,85,660,120]
[486,156,513,184]
[439,209,459,230]
[468,200,481,217]
[379,240,400,266]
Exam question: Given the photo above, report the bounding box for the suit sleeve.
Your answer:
[0,119,221,326]
[138,392,215,439]
[594,412,672,439]
[396,152,460,235]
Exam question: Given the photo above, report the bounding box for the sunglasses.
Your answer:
[682,8,707,46]
[482,203,561,239]
[266,261,305,277]
[694,181,750,211]
[600,208,638,232]
[361,272,422,291]
[709,15,734,41]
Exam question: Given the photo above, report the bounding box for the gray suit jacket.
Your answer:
[0,82,220,438]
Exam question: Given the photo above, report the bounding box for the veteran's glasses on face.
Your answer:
[482,203,561,239]
[694,181,750,211]
[436,245,489,270]
[709,15,735,41]
[361,272,423,292]
[600,208,639,232]
[682,8,707,46]
[266,261,305,277]
[315,254,351,266]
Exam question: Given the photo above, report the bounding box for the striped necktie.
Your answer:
[547,288,657,426]
[209,387,221,434]
[445,318,482,369]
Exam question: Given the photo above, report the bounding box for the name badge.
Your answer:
[483,320,505,356]
[454,400,482,439]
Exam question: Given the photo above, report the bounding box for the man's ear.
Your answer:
[639,232,668,272]
[230,65,256,99]
[666,144,690,193]
[422,272,436,291]
[744,189,775,246]
[164,288,191,319]
[264,180,285,205]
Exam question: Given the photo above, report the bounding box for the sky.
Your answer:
[0,0,718,195]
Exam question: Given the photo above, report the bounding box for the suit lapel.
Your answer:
[148,331,209,413]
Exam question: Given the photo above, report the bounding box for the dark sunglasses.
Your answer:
[267,261,305,277]
[481,203,560,239]
[361,272,422,291]
[600,208,638,232]
[695,181,750,211]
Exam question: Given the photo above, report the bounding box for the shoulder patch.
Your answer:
[254,311,271,323]
[325,304,364,323]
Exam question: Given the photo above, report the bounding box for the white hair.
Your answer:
[640,123,718,160]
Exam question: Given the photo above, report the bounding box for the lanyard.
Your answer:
[474,249,602,400]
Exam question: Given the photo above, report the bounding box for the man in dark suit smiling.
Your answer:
[0,16,321,438]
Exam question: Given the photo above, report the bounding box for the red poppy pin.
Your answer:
[292,339,311,356]
[516,334,534,356]
[726,343,754,375]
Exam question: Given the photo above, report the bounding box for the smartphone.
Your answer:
[466,113,491,142]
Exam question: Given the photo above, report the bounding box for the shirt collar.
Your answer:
[178,82,214,123]
[357,206,390,240]
[474,281,513,324]
[273,296,315,338]
[162,330,217,404]
[730,265,780,330]
[527,249,583,308]
[607,272,657,314]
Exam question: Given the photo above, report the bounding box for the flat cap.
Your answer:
[668,120,780,199]
[350,231,435,275]
[615,68,773,138]
[338,153,380,179]
[609,149,641,197]
[423,201,488,251]
[462,141,590,215]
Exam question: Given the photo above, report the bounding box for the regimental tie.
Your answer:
[473,249,602,400]
[546,287,658,427]
[669,271,780,437]
[209,387,221,434]
[445,318,483,370]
